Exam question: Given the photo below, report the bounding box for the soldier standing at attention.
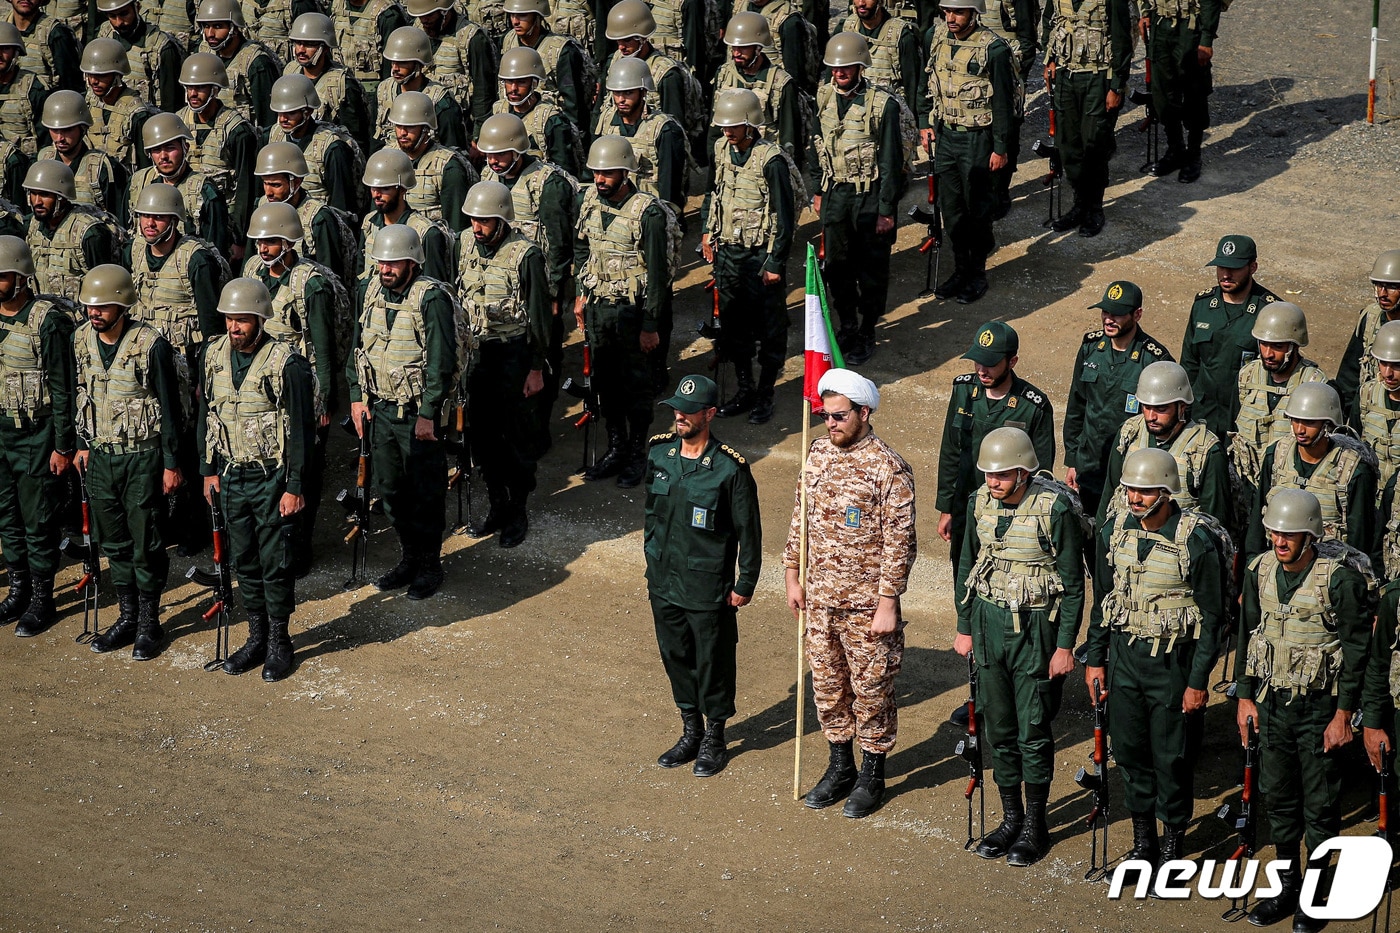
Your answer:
[79,37,157,176]
[388,89,478,234]
[1063,279,1171,519]
[95,0,184,112]
[0,234,74,638]
[195,0,284,129]
[491,46,581,178]
[1235,489,1372,932]
[955,427,1084,866]
[1335,248,1400,424]
[177,52,259,264]
[23,158,119,303]
[75,265,184,660]
[4,0,81,94]
[922,0,1015,306]
[831,0,922,109]
[285,12,373,154]
[711,12,805,172]
[1178,234,1281,440]
[1141,0,1221,183]
[1354,321,1400,494]
[198,277,316,681]
[645,375,761,778]
[128,112,234,259]
[785,369,916,820]
[358,146,456,283]
[36,89,126,221]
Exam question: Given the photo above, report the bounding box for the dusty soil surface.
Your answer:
[4,3,1399,930]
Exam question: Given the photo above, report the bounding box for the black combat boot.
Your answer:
[657,710,703,768]
[407,553,445,600]
[616,438,648,489]
[842,750,886,818]
[90,585,139,653]
[1079,205,1106,238]
[844,331,874,366]
[262,615,294,682]
[748,392,774,424]
[1179,128,1204,183]
[834,322,860,354]
[14,575,56,637]
[1150,823,1188,898]
[131,592,164,661]
[718,369,756,418]
[1292,852,1333,933]
[693,718,728,777]
[957,259,989,305]
[499,495,529,549]
[976,784,1026,859]
[804,739,858,809]
[934,264,968,300]
[224,611,269,674]
[0,566,31,624]
[1151,124,1187,177]
[1126,811,1160,869]
[1247,844,1302,927]
[469,487,509,538]
[584,426,628,480]
[1052,202,1086,232]
[1006,781,1051,866]
[375,548,419,591]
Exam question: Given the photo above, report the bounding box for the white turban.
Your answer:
[817,368,880,411]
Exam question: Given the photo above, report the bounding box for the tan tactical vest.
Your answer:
[0,297,61,417]
[97,22,181,107]
[5,11,60,84]
[648,0,686,61]
[597,108,680,205]
[1102,512,1206,654]
[264,259,332,418]
[501,31,574,100]
[1384,496,1400,582]
[359,210,451,279]
[714,60,795,151]
[814,81,889,193]
[128,166,210,240]
[331,0,402,92]
[87,87,156,173]
[51,0,86,43]
[203,332,296,466]
[146,0,198,52]
[284,60,361,128]
[595,51,689,134]
[1265,436,1368,543]
[962,482,1065,627]
[737,0,803,76]
[1147,0,1201,27]
[0,68,43,158]
[404,142,477,223]
[241,0,297,61]
[353,273,436,406]
[35,145,119,215]
[1105,419,1217,523]
[1245,550,1345,699]
[1359,379,1400,488]
[577,187,658,304]
[74,318,163,447]
[929,27,997,130]
[483,157,577,265]
[466,0,508,43]
[1355,301,1398,395]
[131,237,217,352]
[1230,358,1328,482]
[833,14,909,95]
[179,103,253,202]
[218,39,281,124]
[428,19,484,111]
[456,228,532,339]
[708,137,784,250]
[492,92,567,164]
[267,122,352,205]
[375,77,453,147]
[1047,0,1111,72]
[28,208,106,301]
[547,0,593,50]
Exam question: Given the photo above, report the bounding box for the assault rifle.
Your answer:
[908,142,942,298]
[185,496,233,672]
[62,466,101,643]
[562,336,599,473]
[336,412,372,588]
[955,653,984,849]
[1375,742,1393,933]
[1033,69,1064,228]
[698,278,727,404]
[1076,678,1111,882]
[446,394,473,535]
[1217,715,1259,922]
[1132,18,1160,172]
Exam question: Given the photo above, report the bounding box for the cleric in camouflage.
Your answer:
[784,371,916,755]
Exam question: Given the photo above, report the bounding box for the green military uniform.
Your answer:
[709,57,805,171]
[253,189,359,289]
[831,9,922,108]
[501,28,589,132]
[492,92,582,179]
[266,120,361,215]
[34,145,127,222]
[1247,437,1379,565]
[330,0,411,105]
[595,48,693,138]
[97,18,184,111]
[1336,301,1400,426]
[289,58,374,155]
[1099,418,1231,528]
[179,101,260,249]
[1063,326,1171,518]
[25,204,119,302]
[733,0,819,96]
[212,35,283,129]
[86,85,157,174]
[640,0,707,80]
[0,64,52,159]
[598,106,688,213]
[128,166,235,258]
[5,8,82,93]
[424,11,500,139]
[374,78,469,151]
[1179,284,1281,441]
[1088,506,1225,827]
[1362,579,1400,766]
[404,141,477,233]
[359,206,455,283]
[1143,0,1221,180]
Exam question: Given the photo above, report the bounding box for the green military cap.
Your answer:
[1207,234,1257,269]
[961,321,1017,365]
[1090,280,1142,315]
[661,375,718,413]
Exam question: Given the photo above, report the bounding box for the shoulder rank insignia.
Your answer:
[649,431,676,446]
[953,372,976,385]
[1196,287,1214,300]
[719,443,747,466]
[1144,340,1165,357]
[1084,330,1104,342]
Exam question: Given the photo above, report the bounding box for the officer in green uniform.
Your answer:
[389,90,477,234]
[1085,447,1228,875]
[1235,488,1372,932]
[807,32,905,363]
[96,0,184,112]
[247,200,339,577]
[358,145,456,284]
[4,0,82,94]
[1063,279,1172,519]
[711,11,805,172]
[286,11,373,155]
[128,112,234,259]
[1336,247,1400,425]
[492,46,582,179]
[1141,0,1220,184]
[177,52,259,265]
[1355,320,1400,494]
[700,88,795,426]
[1040,0,1130,237]
[23,158,119,303]
[955,427,1084,867]
[1178,233,1282,440]
[37,89,127,221]
[79,36,157,177]
[1247,382,1378,566]
[645,374,761,777]
[0,233,73,637]
[267,73,361,216]
[923,1,1015,306]
[194,0,282,128]
[573,135,674,490]
[1099,360,1231,529]
[457,180,547,548]
[347,224,462,599]
[937,320,1055,603]
[74,264,183,659]
[198,277,316,681]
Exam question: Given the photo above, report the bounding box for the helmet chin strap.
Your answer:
[1128,491,1167,520]
[187,90,216,114]
[142,216,179,246]
[307,44,325,68]
[205,26,235,52]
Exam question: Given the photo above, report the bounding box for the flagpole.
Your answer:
[794,400,810,800]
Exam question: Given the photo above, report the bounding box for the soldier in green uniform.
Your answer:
[80,36,157,176]
[1247,382,1378,566]
[0,23,52,163]
[573,135,675,490]
[199,277,316,681]
[594,56,688,214]
[374,25,468,152]
[807,32,905,363]
[456,180,547,548]
[96,0,184,112]
[937,321,1055,600]
[923,1,1015,306]
[1040,0,1130,237]
[1084,447,1228,875]
[1141,0,1220,184]
[1363,562,1400,828]
[286,11,374,155]
[500,0,589,132]
[252,140,359,289]
[347,224,464,599]
[388,89,478,233]
[1235,488,1372,932]
[596,0,697,137]
[358,146,456,283]
[1178,234,1282,440]
[730,0,819,99]
[1098,359,1231,529]
[712,11,806,172]
[23,158,119,303]
[266,73,362,216]
[195,0,283,129]
[1336,247,1400,425]
[628,0,707,83]
[955,426,1084,866]
[1062,279,1172,519]
[75,264,184,659]
[37,89,125,222]
[700,88,795,426]
[408,0,499,144]
[645,374,761,777]
[330,0,411,109]
[4,0,82,93]
[0,233,73,637]
[832,0,922,108]
[178,53,259,266]
[492,45,582,178]
[247,201,339,576]
[1355,320,1400,496]
[129,112,235,259]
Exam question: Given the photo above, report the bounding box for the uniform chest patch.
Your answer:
[1125,393,1140,414]
[691,507,709,529]
[844,507,862,528]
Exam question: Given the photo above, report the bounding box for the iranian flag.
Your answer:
[803,243,844,412]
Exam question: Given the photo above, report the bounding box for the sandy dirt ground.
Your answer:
[4,2,1400,930]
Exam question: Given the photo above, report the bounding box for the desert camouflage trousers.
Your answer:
[805,606,905,754]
